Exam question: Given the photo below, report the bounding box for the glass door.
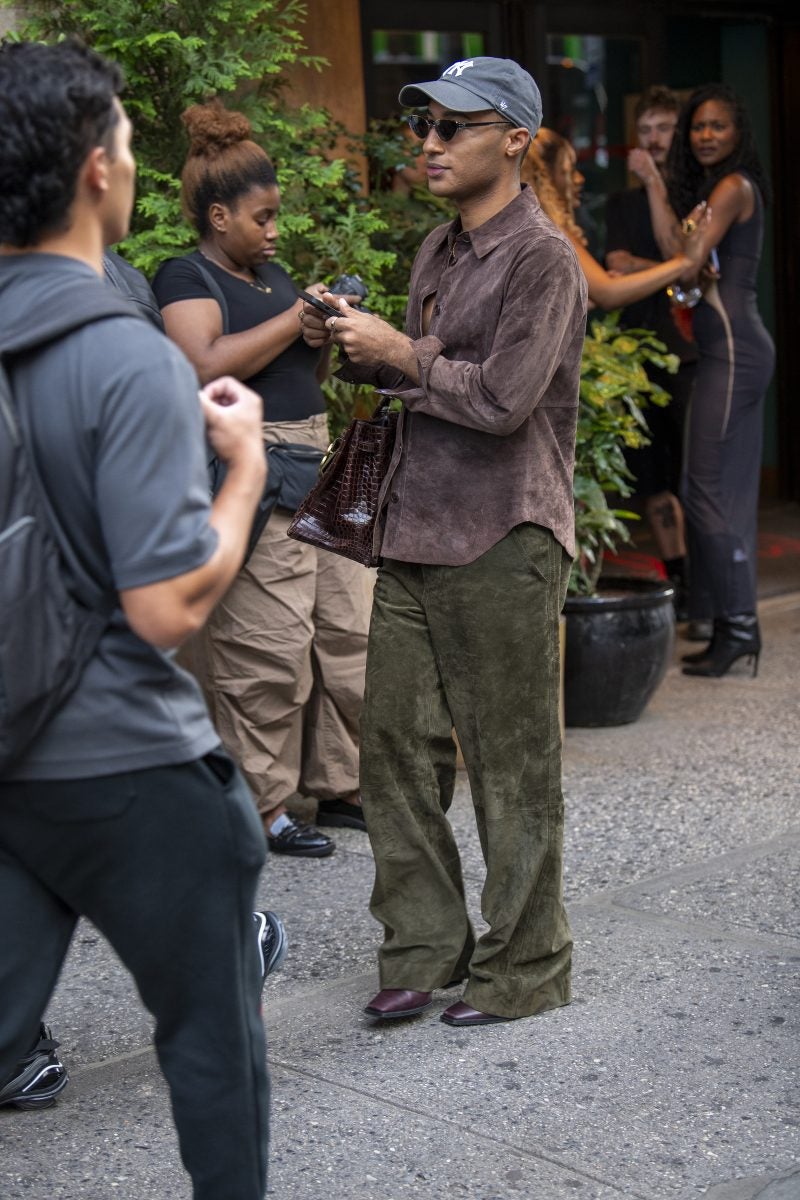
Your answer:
[360,0,505,120]
[546,33,643,256]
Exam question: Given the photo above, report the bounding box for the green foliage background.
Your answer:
[572,313,678,594]
[0,0,445,425]
[2,1,674,593]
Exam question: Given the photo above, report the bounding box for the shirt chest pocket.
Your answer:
[428,276,504,356]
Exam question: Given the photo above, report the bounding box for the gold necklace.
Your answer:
[199,249,272,294]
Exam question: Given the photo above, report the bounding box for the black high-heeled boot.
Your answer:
[682,614,761,678]
[682,631,715,664]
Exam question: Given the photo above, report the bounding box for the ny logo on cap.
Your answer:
[442,60,474,79]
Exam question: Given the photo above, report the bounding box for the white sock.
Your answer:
[269,813,292,836]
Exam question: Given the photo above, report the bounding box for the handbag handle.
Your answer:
[370,392,398,425]
[320,394,397,474]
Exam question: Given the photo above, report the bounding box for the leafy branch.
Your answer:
[571,312,679,594]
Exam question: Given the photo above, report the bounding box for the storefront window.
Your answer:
[546,34,642,256]
[370,30,486,119]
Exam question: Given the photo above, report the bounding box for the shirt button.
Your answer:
[390,493,400,503]
[433,304,441,315]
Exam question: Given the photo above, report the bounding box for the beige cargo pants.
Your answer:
[190,414,374,822]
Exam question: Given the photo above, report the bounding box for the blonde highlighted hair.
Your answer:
[520,127,587,246]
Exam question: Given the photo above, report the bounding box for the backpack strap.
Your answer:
[102,251,164,331]
[0,286,146,615]
[183,250,231,334]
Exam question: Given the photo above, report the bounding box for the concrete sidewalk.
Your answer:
[2,594,798,1200]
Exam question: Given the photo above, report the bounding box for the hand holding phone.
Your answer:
[298,290,341,319]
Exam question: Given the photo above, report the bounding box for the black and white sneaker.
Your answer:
[253,910,288,985]
[0,1024,69,1110]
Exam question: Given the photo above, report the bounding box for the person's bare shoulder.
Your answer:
[708,171,754,214]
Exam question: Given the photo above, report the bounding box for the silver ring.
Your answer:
[330,317,338,335]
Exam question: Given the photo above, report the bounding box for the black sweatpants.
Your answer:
[0,748,269,1199]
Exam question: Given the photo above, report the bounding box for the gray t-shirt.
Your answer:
[0,254,220,780]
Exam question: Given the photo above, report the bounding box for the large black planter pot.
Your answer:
[563,577,675,727]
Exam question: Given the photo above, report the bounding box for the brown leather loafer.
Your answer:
[440,1001,511,1027]
[364,989,432,1019]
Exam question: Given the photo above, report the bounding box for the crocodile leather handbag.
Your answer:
[286,396,398,566]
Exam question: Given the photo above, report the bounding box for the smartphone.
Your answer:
[298,290,340,319]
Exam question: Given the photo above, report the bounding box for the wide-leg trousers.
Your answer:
[360,523,573,1019]
[0,750,269,1200]
[682,292,774,621]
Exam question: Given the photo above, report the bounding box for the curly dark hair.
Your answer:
[0,39,123,246]
[666,82,770,218]
[180,100,278,237]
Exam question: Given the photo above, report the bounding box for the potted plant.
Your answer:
[564,312,680,727]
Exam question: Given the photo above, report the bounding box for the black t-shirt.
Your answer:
[152,255,326,422]
[605,187,697,364]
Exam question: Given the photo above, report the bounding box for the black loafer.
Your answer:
[316,797,367,832]
[267,818,335,858]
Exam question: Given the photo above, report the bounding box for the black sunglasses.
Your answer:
[406,114,511,143]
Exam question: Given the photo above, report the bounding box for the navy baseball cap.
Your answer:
[399,57,543,137]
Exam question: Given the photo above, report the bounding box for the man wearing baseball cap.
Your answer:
[301,58,586,1027]
[398,55,543,136]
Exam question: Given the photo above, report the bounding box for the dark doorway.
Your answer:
[360,1,506,120]
[358,0,798,500]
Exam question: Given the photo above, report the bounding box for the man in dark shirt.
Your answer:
[606,85,698,620]
[0,41,271,1196]
[302,57,587,1026]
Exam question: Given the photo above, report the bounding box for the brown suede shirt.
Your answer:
[338,185,587,565]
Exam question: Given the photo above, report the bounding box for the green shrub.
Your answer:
[1,0,449,432]
[572,312,679,594]
[4,2,320,267]
[0,3,403,309]
[2,3,675,558]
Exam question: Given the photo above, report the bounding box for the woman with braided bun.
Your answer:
[153,100,371,856]
[629,84,774,678]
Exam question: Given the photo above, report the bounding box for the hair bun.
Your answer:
[181,100,253,157]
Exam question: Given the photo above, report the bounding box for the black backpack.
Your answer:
[0,291,141,773]
[102,250,165,331]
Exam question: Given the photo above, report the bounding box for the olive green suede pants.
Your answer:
[360,523,573,1020]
